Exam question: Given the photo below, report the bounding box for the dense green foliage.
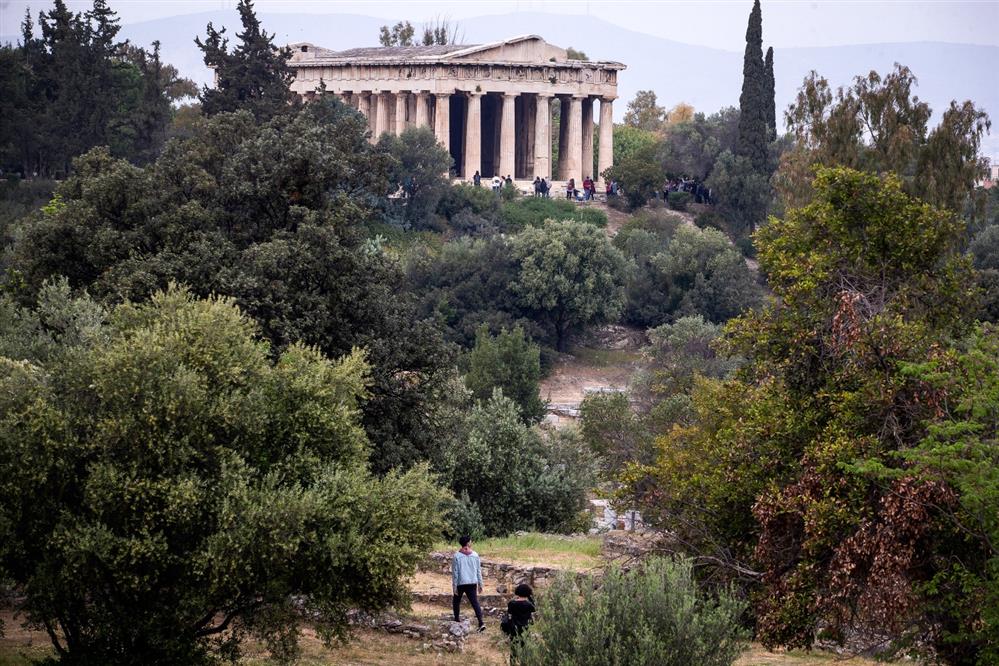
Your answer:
[512,558,748,666]
[851,325,999,663]
[0,0,195,176]
[196,0,296,123]
[582,316,738,479]
[604,142,665,210]
[405,236,538,348]
[0,284,447,663]
[736,0,771,177]
[511,220,628,351]
[378,126,453,228]
[778,64,990,215]
[5,100,457,473]
[444,391,596,536]
[613,214,763,329]
[464,326,546,424]
[633,167,988,661]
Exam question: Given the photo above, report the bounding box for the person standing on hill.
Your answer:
[452,535,486,632]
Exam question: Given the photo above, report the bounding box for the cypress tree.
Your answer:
[736,0,768,173]
[197,0,296,122]
[764,46,776,141]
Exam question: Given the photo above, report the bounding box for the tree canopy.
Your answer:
[196,0,296,122]
[0,0,195,176]
[778,64,990,214]
[633,167,987,661]
[0,284,446,663]
[6,99,458,473]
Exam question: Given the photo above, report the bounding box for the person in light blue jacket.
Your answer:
[452,535,485,631]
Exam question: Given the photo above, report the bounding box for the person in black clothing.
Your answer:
[501,583,536,639]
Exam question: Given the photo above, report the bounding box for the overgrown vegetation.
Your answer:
[0,284,446,663]
[1,0,996,662]
[512,558,749,665]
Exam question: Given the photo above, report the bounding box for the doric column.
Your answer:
[434,93,451,151]
[415,91,430,128]
[358,92,371,119]
[581,97,595,180]
[395,91,407,135]
[598,97,615,186]
[499,93,517,181]
[565,95,583,184]
[534,93,552,180]
[464,92,483,180]
[557,96,570,179]
[375,91,390,137]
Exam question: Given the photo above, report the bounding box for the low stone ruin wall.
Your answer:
[420,552,594,593]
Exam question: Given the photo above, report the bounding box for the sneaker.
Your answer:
[477,624,486,633]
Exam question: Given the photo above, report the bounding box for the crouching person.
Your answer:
[501,583,536,639]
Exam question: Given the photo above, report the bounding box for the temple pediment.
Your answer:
[439,36,567,63]
[287,35,618,67]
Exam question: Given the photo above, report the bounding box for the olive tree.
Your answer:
[511,219,628,351]
[0,284,447,663]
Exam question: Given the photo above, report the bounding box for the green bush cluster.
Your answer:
[667,190,692,211]
[512,558,748,665]
[445,391,596,536]
[0,284,447,663]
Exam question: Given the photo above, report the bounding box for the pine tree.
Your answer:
[736,0,768,173]
[196,0,295,122]
[764,46,776,141]
[38,0,89,174]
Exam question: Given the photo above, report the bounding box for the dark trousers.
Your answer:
[453,583,484,625]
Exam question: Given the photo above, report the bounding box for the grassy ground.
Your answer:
[569,346,643,367]
[435,532,604,571]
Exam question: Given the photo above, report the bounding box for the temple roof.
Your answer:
[288,35,624,69]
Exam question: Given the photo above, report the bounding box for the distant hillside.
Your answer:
[5,10,997,155]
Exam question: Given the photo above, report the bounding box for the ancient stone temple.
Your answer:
[286,35,624,186]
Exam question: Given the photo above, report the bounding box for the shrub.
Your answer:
[437,182,501,222]
[616,224,763,328]
[512,558,748,665]
[464,325,546,424]
[668,190,692,211]
[735,236,756,258]
[447,390,596,536]
[624,207,682,238]
[445,491,486,541]
[450,208,499,237]
[575,206,608,227]
[695,208,727,232]
[607,192,631,212]
[500,197,576,230]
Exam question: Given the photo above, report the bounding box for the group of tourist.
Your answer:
[451,535,536,640]
[468,171,620,203]
[663,177,711,204]
[566,176,599,201]
[471,170,518,193]
[532,176,552,197]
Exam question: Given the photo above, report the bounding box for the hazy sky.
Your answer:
[2,0,998,50]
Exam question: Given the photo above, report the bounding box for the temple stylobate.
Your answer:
[287,35,624,186]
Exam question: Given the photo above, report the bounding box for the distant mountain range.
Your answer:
[5,10,998,156]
